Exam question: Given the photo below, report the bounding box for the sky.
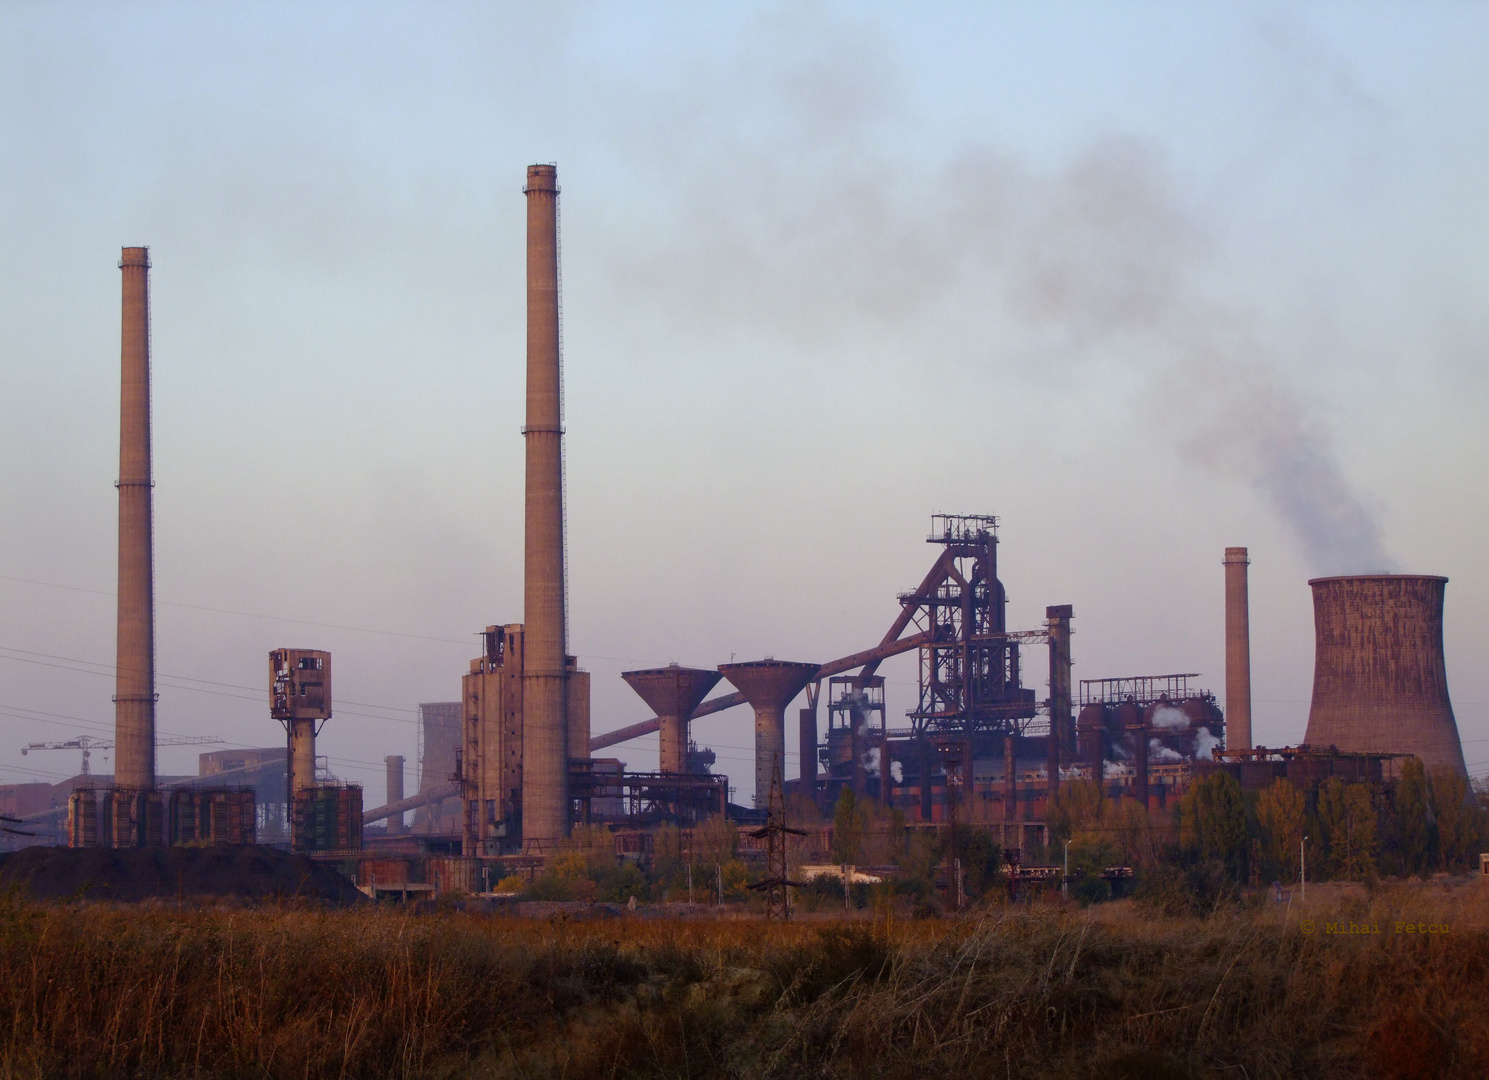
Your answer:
[2,1,1487,805]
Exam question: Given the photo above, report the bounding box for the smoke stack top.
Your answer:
[114,246,155,791]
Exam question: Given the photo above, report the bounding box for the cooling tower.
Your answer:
[1303,575,1467,779]
[521,163,570,842]
[114,247,156,792]
[1223,547,1252,751]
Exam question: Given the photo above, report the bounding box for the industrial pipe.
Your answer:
[362,780,461,825]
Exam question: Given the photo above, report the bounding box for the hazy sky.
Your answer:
[3,2,1487,804]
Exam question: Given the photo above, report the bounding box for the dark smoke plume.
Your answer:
[603,14,1394,575]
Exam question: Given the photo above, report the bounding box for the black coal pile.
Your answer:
[0,845,364,905]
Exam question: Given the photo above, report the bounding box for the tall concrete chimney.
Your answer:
[114,247,156,792]
[1303,575,1467,779]
[1223,547,1252,751]
[521,164,569,841]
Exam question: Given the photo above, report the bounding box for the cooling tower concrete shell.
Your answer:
[521,163,570,842]
[622,666,722,774]
[1303,575,1468,779]
[114,246,156,793]
[720,660,819,807]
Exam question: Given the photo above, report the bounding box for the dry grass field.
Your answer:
[0,879,1483,1079]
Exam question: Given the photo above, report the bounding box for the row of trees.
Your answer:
[1057,759,1486,885]
[510,761,1484,907]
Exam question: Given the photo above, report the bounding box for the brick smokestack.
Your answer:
[114,247,155,790]
[385,755,405,836]
[521,164,569,841]
[1223,547,1252,751]
[1303,575,1467,779]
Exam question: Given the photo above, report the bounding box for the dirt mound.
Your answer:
[0,845,364,905]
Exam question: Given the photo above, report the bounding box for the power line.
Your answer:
[0,574,685,667]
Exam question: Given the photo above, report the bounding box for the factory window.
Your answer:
[299,656,322,670]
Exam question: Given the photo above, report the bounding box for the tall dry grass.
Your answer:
[0,882,1483,1078]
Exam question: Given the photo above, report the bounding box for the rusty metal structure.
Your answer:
[745,764,804,919]
[1302,575,1468,779]
[270,649,332,797]
[268,649,360,851]
[168,789,256,844]
[571,766,728,825]
[113,247,157,837]
[904,515,1037,736]
[1076,674,1225,807]
[1224,547,1253,750]
[824,675,886,801]
[1203,745,1405,793]
[521,163,571,843]
[292,785,362,852]
[719,660,821,808]
[583,515,1077,831]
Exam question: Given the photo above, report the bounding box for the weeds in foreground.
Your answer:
[0,883,1482,1078]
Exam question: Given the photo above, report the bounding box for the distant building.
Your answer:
[415,702,461,834]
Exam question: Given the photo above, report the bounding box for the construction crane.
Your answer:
[21,734,222,776]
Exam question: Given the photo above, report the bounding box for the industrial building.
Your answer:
[348,167,1471,880]
[15,168,1470,894]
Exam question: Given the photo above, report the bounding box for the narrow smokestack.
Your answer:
[385,755,405,835]
[1223,547,1252,751]
[114,247,155,792]
[1046,605,1073,803]
[521,164,569,841]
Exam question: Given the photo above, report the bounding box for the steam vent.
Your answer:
[1303,575,1468,778]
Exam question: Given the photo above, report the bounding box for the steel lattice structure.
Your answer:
[904,515,1040,737]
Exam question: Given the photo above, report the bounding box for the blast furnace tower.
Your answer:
[1303,575,1467,779]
